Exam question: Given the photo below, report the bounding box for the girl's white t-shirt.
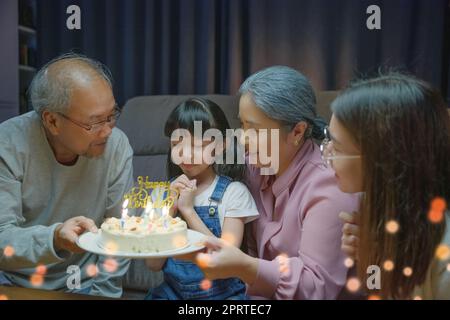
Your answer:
[194,175,259,227]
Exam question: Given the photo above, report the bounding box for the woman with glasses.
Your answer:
[326,72,450,299]
[196,66,359,300]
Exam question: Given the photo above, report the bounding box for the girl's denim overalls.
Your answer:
[145,175,247,300]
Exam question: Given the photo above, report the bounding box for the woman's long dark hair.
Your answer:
[331,72,450,299]
[164,98,245,181]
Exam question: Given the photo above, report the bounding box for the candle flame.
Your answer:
[145,200,153,214]
[121,208,128,219]
[162,205,169,217]
[122,199,129,209]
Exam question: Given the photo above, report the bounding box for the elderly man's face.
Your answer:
[56,78,116,159]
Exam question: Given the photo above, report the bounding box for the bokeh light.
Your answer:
[86,264,99,277]
[385,220,399,234]
[383,260,394,271]
[346,277,361,292]
[403,267,413,277]
[196,253,211,269]
[435,244,450,261]
[30,274,44,287]
[367,295,381,300]
[428,197,447,224]
[200,279,212,291]
[35,265,47,276]
[277,254,290,275]
[0,294,8,300]
[221,233,236,245]
[172,235,188,249]
[344,258,354,268]
[3,246,15,257]
[103,258,118,273]
[104,241,118,254]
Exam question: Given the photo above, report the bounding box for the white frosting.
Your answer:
[100,215,188,253]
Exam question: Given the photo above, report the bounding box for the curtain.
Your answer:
[36,0,450,106]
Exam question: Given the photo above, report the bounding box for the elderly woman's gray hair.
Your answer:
[239,65,326,140]
[29,53,113,116]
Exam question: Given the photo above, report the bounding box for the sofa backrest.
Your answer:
[117,91,338,182]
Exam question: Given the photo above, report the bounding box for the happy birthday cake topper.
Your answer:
[123,176,179,209]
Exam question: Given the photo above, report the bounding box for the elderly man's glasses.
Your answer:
[57,106,121,133]
[320,126,361,167]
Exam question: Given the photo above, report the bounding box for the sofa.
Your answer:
[116,91,339,299]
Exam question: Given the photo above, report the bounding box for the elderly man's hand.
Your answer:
[53,216,98,253]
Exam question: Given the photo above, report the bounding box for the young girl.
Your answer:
[325,72,450,299]
[145,98,259,300]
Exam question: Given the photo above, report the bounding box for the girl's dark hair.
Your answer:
[164,98,245,181]
[331,72,450,299]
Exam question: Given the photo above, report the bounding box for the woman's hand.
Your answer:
[339,211,360,260]
[196,237,258,284]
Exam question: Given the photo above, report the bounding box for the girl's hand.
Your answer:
[339,211,360,260]
[170,174,192,192]
[195,237,258,284]
[177,179,197,215]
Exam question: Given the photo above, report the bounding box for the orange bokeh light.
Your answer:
[103,258,118,273]
[344,258,354,268]
[30,274,44,287]
[277,254,290,275]
[86,264,99,277]
[346,277,361,292]
[383,260,394,271]
[172,235,188,248]
[385,220,399,234]
[196,254,211,269]
[221,233,236,245]
[403,267,413,277]
[428,197,447,224]
[35,265,47,276]
[200,279,212,291]
[435,244,450,261]
[3,246,15,257]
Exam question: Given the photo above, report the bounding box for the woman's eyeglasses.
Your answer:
[320,126,361,167]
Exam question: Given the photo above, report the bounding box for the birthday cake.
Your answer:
[100,215,188,253]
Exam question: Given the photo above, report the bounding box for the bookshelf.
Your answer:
[18,0,37,114]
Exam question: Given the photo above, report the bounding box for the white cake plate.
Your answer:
[77,229,206,259]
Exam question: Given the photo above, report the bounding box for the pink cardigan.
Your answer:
[245,139,359,299]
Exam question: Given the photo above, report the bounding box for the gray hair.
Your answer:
[29,53,113,116]
[239,65,326,140]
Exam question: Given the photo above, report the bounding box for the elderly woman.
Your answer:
[197,66,359,300]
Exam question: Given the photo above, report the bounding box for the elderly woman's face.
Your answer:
[238,93,293,174]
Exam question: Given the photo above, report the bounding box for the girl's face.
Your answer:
[238,93,301,175]
[328,115,363,193]
[170,136,216,179]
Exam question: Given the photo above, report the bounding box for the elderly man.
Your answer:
[0,53,132,298]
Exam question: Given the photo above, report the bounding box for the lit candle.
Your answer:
[121,199,129,230]
[162,205,169,229]
[145,200,155,232]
